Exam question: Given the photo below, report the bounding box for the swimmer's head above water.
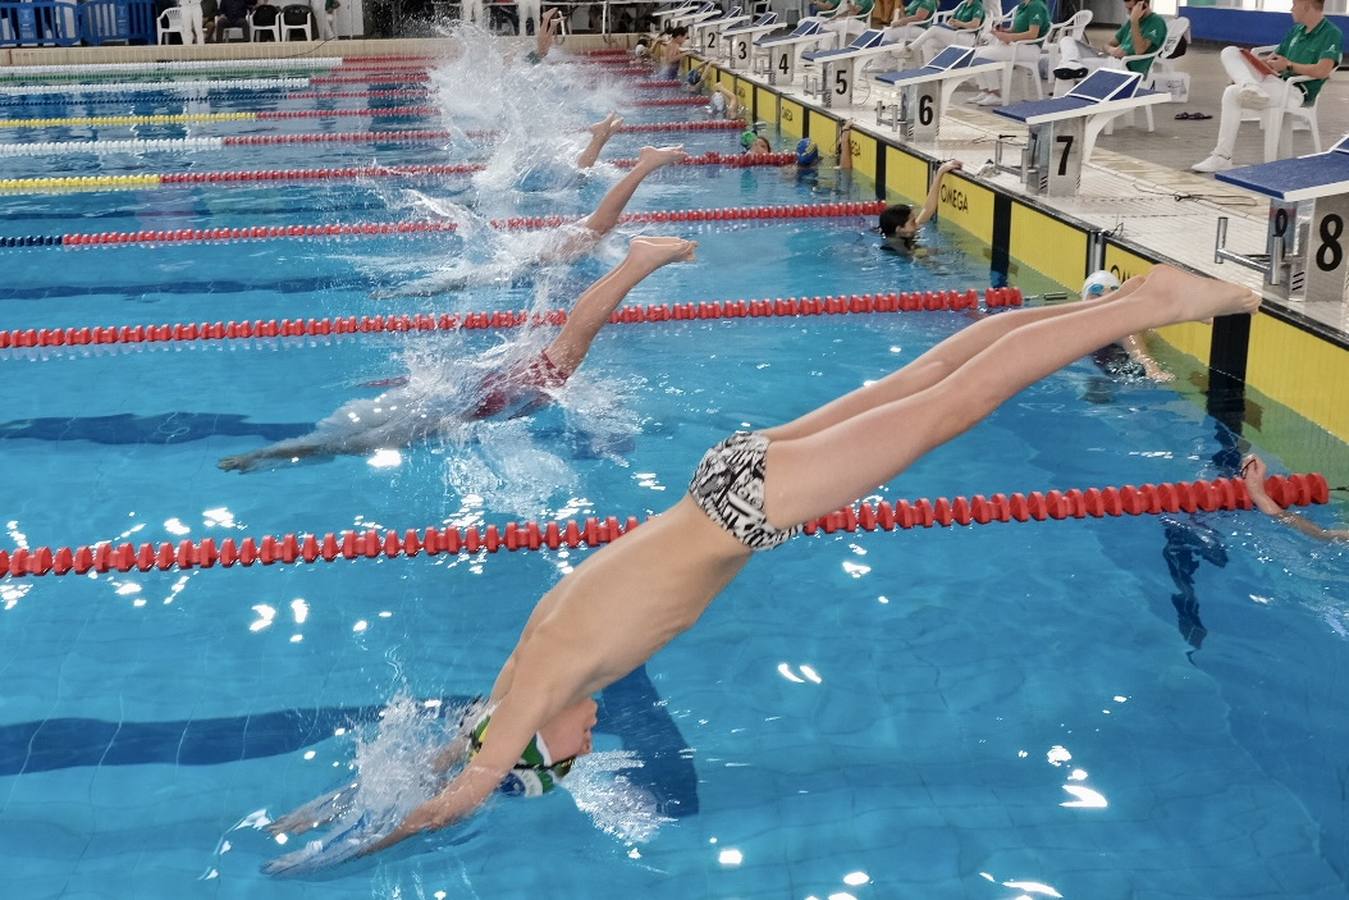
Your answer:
[879,203,915,239]
[470,697,598,796]
[1082,270,1122,299]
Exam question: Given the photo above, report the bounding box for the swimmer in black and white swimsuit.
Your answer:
[264,267,1258,870]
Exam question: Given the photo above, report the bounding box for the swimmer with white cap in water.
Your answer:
[1082,269,1175,382]
[261,267,1259,870]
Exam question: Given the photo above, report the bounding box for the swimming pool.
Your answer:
[1,38,1347,900]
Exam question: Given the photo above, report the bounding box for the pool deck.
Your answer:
[701,48,1348,344]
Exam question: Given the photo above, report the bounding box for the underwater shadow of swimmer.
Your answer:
[0,666,697,818]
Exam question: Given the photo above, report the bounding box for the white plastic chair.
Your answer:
[1241,41,1325,161]
[248,6,283,41]
[156,6,185,43]
[1039,9,1090,76]
[998,34,1048,101]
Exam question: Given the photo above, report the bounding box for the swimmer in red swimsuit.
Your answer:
[217,236,697,473]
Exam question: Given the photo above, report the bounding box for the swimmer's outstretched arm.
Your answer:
[357,688,560,856]
[910,159,962,230]
[1243,454,1348,542]
[218,438,326,473]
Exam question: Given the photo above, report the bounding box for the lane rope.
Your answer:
[26,199,887,248]
[0,286,1020,351]
[0,474,1327,580]
[0,77,313,97]
[0,151,796,193]
[0,119,746,156]
[0,107,445,128]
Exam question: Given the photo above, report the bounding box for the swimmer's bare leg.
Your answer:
[577,145,689,236]
[576,112,625,170]
[543,235,697,373]
[762,275,1148,442]
[762,268,1260,527]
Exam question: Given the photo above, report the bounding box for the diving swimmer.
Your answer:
[218,235,697,472]
[262,265,1260,867]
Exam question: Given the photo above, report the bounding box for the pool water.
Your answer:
[1,44,1347,900]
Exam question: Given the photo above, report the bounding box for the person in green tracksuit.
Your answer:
[972,0,1051,105]
[1193,0,1342,172]
[1052,0,1168,84]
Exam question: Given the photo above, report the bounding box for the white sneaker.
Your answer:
[1192,153,1233,174]
[1237,83,1270,109]
[967,90,992,104]
[975,92,1004,107]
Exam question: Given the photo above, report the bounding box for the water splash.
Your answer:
[562,749,673,844]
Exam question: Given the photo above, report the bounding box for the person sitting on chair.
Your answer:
[1192,0,1341,173]
[970,0,1050,106]
[1053,0,1166,83]
[211,0,254,39]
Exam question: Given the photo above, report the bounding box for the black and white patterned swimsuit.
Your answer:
[688,431,802,551]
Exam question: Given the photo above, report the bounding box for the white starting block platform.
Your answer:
[652,3,701,24]
[873,46,1004,141]
[799,28,897,108]
[671,2,722,28]
[1214,134,1349,303]
[992,68,1170,196]
[690,6,747,55]
[753,20,835,87]
[723,12,780,70]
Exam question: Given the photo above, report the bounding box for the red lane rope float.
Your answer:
[283,89,432,100]
[310,74,434,84]
[55,199,888,247]
[632,97,711,107]
[206,119,742,148]
[0,474,1326,579]
[44,151,794,191]
[0,287,1023,350]
[340,54,438,62]
[252,106,443,119]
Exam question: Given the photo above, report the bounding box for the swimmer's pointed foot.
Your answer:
[628,235,698,269]
[637,144,688,169]
[1145,265,1261,325]
[590,112,624,140]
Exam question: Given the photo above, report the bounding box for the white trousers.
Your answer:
[180,0,204,43]
[518,0,541,35]
[975,39,1037,91]
[912,24,977,63]
[882,23,926,45]
[1056,36,1106,66]
[1213,44,1302,158]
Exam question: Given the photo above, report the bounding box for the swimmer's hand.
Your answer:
[218,453,259,473]
[263,813,387,877]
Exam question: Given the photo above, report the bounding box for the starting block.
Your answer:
[991,68,1170,196]
[690,6,747,56]
[753,19,834,86]
[1215,134,1349,303]
[800,28,896,108]
[873,46,1004,141]
[723,12,780,70]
